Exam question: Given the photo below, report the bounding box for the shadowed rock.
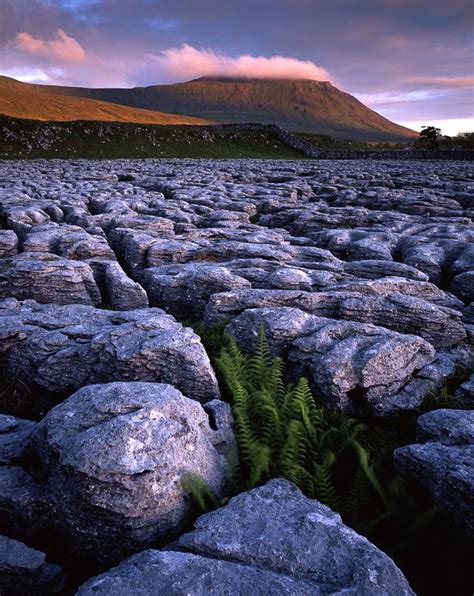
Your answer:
[394,409,474,537]
[177,479,414,595]
[0,535,64,593]
[0,253,101,306]
[77,550,316,595]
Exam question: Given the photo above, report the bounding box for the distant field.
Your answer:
[0,116,308,159]
[296,131,410,151]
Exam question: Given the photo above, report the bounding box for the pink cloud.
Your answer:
[408,76,474,88]
[144,44,332,81]
[10,29,86,63]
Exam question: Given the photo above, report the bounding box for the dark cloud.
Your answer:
[0,0,472,127]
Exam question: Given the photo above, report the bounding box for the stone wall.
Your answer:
[210,122,474,161]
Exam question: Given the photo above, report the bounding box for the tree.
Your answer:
[416,125,442,149]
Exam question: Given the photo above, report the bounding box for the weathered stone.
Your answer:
[206,285,466,348]
[5,382,231,563]
[0,300,219,401]
[0,253,101,306]
[454,374,474,408]
[77,549,316,595]
[102,261,149,310]
[289,318,435,415]
[394,409,474,537]
[226,306,322,355]
[0,414,36,464]
[22,223,115,260]
[0,230,18,257]
[343,259,429,281]
[178,479,414,595]
[0,535,63,593]
[142,263,251,318]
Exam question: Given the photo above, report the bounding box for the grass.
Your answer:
[0,115,307,160]
[296,131,410,151]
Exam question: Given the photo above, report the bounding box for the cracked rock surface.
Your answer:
[0,299,219,402]
[0,158,472,592]
[1,159,470,419]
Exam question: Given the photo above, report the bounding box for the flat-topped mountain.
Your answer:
[37,76,417,141]
[0,76,212,125]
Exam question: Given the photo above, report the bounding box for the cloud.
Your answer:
[9,29,86,63]
[408,76,474,88]
[143,44,332,82]
[358,90,435,108]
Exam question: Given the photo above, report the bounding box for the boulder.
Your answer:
[0,253,101,306]
[0,414,36,464]
[177,479,414,595]
[0,230,18,257]
[77,550,315,595]
[394,409,474,537]
[0,535,63,593]
[226,306,322,355]
[3,382,231,563]
[206,287,466,348]
[142,263,251,319]
[289,318,435,416]
[0,300,219,401]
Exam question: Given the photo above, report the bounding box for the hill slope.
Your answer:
[0,76,212,125]
[39,76,417,141]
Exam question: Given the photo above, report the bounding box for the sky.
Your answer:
[0,0,473,134]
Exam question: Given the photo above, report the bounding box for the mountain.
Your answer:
[38,76,417,141]
[0,76,212,126]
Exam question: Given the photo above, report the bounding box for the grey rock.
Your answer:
[103,262,149,310]
[226,307,322,355]
[23,223,115,260]
[343,259,430,281]
[451,271,474,303]
[0,414,36,464]
[0,253,102,306]
[77,549,316,595]
[328,276,464,310]
[0,535,63,593]
[377,348,473,416]
[142,263,251,319]
[0,230,18,257]
[206,286,466,348]
[0,300,219,401]
[108,228,174,277]
[21,382,229,562]
[416,408,474,445]
[178,478,414,595]
[394,409,474,537]
[290,318,435,415]
[454,374,474,407]
[335,292,466,348]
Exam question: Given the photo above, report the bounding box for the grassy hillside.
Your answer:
[0,76,212,126]
[38,77,417,141]
[0,115,307,159]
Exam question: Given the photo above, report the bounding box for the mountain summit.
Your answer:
[42,76,416,141]
[0,76,416,141]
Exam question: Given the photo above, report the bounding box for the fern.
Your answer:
[187,326,444,581]
[181,474,218,512]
